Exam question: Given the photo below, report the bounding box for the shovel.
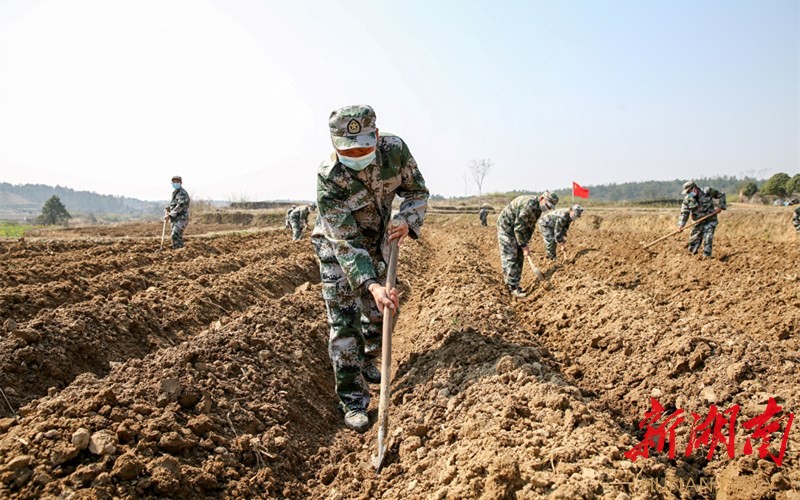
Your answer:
[372,228,400,473]
[643,210,721,250]
[525,254,546,282]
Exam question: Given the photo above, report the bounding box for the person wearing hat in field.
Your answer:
[496,192,558,298]
[538,204,583,261]
[164,176,191,249]
[479,204,490,226]
[677,181,726,257]
[793,205,800,233]
[285,205,297,230]
[288,203,317,240]
[311,105,429,432]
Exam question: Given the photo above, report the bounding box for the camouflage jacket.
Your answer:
[312,133,429,290]
[479,208,488,220]
[290,205,312,225]
[538,208,573,243]
[678,187,726,227]
[168,187,190,220]
[794,206,800,232]
[496,195,543,247]
[285,207,294,227]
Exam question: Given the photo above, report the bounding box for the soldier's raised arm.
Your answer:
[394,142,429,239]
[677,196,691,228]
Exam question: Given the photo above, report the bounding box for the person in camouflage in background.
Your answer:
[538,204,583,261]
[311,105,429,433]
[285,205,297,229]
[496,192,558,298]
[479,204,489,226]
[677,181,726,257]
[793,205,800,232]
[164,175,190,249]
[289,203,316,240]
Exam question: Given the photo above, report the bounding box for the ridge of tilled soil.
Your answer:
[0,232,318,413]
[0,291,335,498]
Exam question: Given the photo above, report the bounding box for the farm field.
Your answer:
[0,207,798,499]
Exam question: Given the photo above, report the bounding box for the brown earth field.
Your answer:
[0,207,798,499]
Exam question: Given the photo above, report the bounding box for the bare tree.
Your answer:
[468,158,493,203]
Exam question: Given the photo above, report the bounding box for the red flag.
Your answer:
[573,182,590,199]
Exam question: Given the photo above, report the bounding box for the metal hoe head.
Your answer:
[371,426,387,472]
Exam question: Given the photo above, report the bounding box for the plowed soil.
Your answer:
[0,208,798,499]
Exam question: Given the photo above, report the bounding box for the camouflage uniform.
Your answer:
[538,208,574,260]
[289,205,313,241]
[496,196,545,288]
[677,186,726,257]
[312,106,429,412]
[167,187,190,249]
[479,208,489,226]
[285,206,295,229]
[794,206,800,232]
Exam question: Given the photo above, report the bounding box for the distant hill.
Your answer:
[0,183,162,221]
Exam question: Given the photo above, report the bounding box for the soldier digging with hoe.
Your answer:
[164,176,190,249]
[496,192,558,298]
[311,105,429,432]
[677,181,726,258]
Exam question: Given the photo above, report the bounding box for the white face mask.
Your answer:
[337,151,376,171]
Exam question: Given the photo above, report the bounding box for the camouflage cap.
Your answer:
[682,181,697,194]
[542,191,558,208]
[171,175,182,182]
[329,105,378,151]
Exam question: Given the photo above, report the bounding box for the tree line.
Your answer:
[1,183,162,216]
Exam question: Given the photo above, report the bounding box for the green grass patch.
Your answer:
[0,223,38,238]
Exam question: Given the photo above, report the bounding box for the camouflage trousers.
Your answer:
[313,238,388,410]
[540,227,559,260]
[290,218,305,241]
[688,219,718,257]
[171,219,188,249]
[497,226,524,287]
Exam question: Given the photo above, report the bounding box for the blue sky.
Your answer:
[1,0,797,201]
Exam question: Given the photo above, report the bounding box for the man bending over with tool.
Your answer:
[496,192,558,298]
[677,181,726,258]
[311,105,429,432]
[538,204,583,261]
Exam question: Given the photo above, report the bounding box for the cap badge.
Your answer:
[347,119,362,134]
